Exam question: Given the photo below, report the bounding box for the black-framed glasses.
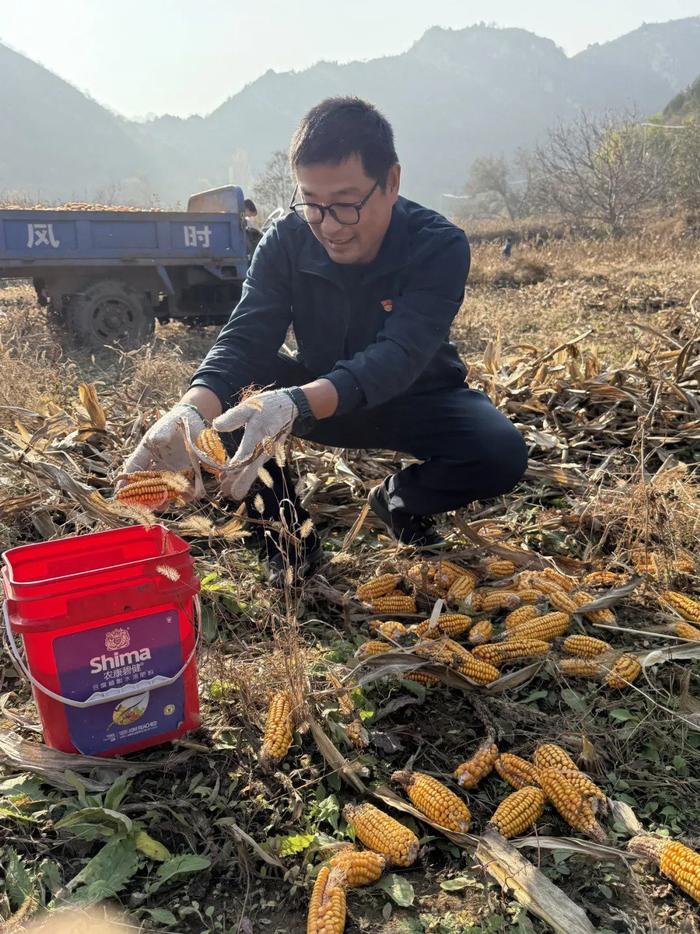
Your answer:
[289,180,379,225]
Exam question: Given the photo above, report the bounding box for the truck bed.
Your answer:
[0,208,248,275]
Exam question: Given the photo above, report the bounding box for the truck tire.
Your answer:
[65,280,154,348]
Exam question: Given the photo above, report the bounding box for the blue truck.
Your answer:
[0,185,255,347]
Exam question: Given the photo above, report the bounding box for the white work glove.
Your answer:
[214,389,298,500]
[116,404,207,490]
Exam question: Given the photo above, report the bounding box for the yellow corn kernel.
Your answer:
[195,427,227,473]
[488,786,546,838]
[371,592,417,615]
[414,639,456,665]
[369,619,408,641]
[495,754,541,789]
[356,574,403,602]
[454,738,499,789]
[672,551,696,575]
[628,834,700,904]
[546,588,579,615]
[558,657,602,679]
[562,635,611,658]
[533,743,578,772]
[472,639,550,667]
[673,621,700,641]
[540,567,576,592]
[328,848,385,887]
[392,770,471,833]
[327,672,355,717]
[538,768,606,842]
[306,865,347,934]
[355,640,392,660]
[630,546,659,577]
[259,690,294,767]
[556,768,606,802]
[468,619,494,645]
[515,588,545,604]
[521,574,566,597]
[476,589,521,613]
[505,611,571,642]
[582,570,626,588]
[447,572,478,601]
[604,653,641,689]
[115,478,176,510]
[454,651,500,685]
[570,590,616,625]
[412,613,473,639]
[346,719,369,749]
[659,591,700,624]
[435,560,472,590]
[483,557,517,579]
[504,605,540,630]
[342,803,419,867]
[404,670,440,687]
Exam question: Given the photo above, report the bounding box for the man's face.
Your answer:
[295,154,400,265]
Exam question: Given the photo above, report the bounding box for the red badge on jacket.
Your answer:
[381,299,393,313]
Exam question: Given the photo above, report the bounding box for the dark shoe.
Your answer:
[368,483,444,549]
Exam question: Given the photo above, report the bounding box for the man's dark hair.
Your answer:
[243,198,257,215]
[289,97,398,188]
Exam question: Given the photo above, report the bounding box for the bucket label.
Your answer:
[53,609,185,755]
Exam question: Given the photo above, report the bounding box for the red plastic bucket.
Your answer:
[2,524,201,756]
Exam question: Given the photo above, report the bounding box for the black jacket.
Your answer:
[191,196,470,413]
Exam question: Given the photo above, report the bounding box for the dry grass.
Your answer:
[0,224,699,933]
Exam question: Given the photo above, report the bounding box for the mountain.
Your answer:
[1,17,699,207]
[663,74,700,121]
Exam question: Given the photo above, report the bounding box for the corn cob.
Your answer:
[562,635,611,658]
[447,572,478,601]
[495,754,541,789]
[505,611,570,642]
[476,590,521,613]
[673,621,700,641]
[356,574,403,602]
[522,575,567,597]
[404,670,440,687]
[454,739,499,789]
[604,653,641,689]
[369,619,408,641]
[414,639,456,665]
[483,557,516,579]
[628,833,700,904]
[546,588,579,615]
[468,619,494,645]
[515,588,545,605]
[342,803,419,867]
[327,672,355,717]
[556,769,606,803]
[570,590,616,625]
[328,848,385,887]
[259,691,294,767]
[469,591,484,612]
[355,640,391,659]
[582,570,626,588]
[488,787,546,838]
[116,477,178,510]
[659,591,700,623]
[346,719,369,749]
[307,865,347,934]
[392,770,471,832]
[504,605,540,630]
[118,469,191,493]
[435,560,472,589]
[412,614,473,639]
[195,427,227,473]
[371,592,417,615]
[673,551,696,575]
[417,638,498,684]
[630,546,659,577]
[453,650,500,685]
[558,657,603,679]
[540,567,576,592]
[472,639,550,667]
[538,768,607,841]
[533,743,578,772]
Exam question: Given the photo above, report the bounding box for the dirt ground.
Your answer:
[0,223,699,933]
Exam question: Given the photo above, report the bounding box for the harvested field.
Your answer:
[0,227,699,933]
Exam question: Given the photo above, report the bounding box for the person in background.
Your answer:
[120,98,527,584]
[502,236,512,258]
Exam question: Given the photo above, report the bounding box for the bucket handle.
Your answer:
[2,598,200,710]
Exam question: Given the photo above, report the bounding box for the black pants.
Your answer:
[225,354,528,523]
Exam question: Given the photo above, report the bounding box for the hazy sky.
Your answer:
[1,0,698,118]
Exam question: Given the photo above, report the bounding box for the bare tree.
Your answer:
[467,152,537,219]
[533,112,670,235]
[252,150,295,220]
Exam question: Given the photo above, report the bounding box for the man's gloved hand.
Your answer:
[213,389,298,500]
[117,404,208,489]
